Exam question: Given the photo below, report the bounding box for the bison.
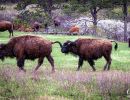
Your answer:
[0,35,62,72]
[0,20,13,38]
[69,26,80,35]
[32,21,42,32]
[54,20,60,27]
[61,38,118,71]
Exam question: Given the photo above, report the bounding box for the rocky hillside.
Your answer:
[0,3,130,41]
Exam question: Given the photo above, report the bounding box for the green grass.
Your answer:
[0,31,130,71]
[0,31,130,100]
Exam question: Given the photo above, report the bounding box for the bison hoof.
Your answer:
[31,74,40,81]
[91,69,96,71]
[19,68,26,73]
[51,70,55,73]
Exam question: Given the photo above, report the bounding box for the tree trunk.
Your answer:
[90,7,97,35]
[83,0,86,4]
[77,0,80,3]
[65,0,69,2]
[124,18,127,41]
[48,0,53,16]
[123,0,128,42]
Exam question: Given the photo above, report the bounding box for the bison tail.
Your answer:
[111,41,118,50]
[52,41,63,48]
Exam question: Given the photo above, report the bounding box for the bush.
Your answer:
[0,67,36,99]
[0,6,6,10]
[106,7,123,20]
[18,8,50,25]
[63,2,87,16]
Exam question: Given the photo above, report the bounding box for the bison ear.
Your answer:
[0,44,6,49]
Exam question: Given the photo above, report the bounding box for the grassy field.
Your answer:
[0,31,130,100]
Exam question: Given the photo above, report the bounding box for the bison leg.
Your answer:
[103,63,108,71]
[107,58,112,70]
[11,31,13,37]
[104,55,112,71]
[10,30,13,37]
[34,57,44,72]
[46,55,55,72]
[17,58,26,72]
[77,57,84,71]
[8,30,13,38]
[87,60,96,71]
[8,31,11,38]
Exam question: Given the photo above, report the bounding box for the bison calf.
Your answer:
[61,38,118,71]
[0,35,62,72]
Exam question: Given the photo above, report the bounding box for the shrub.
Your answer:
[0,6,6,10]
[106,7,123,20]
[0,67,36,99]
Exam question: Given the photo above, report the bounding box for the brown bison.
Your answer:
[32,21,42,32]
[0,35,62,72]
[0,20,13,38]
[69,26,79,33]
[54,20,60,27]
[61,38,118,71]
[69,25,80,35]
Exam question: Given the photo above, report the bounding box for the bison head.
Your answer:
[61,41,78,55]
[0,44,6,61]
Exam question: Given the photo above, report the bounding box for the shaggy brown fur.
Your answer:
[0,35,62,72]
[61,38,118,71]
[0,20,13,38]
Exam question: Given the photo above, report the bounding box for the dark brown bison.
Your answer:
[54,20,60,27]
[0,20,13,38]
[61,38,118,71]
[32,22,42,32]
[0,35,62,72]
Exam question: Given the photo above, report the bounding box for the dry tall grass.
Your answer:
[0,66,130,99]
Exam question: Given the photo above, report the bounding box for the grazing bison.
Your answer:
[61,38,118,71]
[69,26,80,35]
[53,20,61,34]
[0,35,62,72]
[44,23,48,33]
[54,20,60,27]
[32,21,42,32]
[0,21,13,38]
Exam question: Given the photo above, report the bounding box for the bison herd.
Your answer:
[0,20,118,73]
[0,34,118,73]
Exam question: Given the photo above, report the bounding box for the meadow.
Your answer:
[0,31,130,100]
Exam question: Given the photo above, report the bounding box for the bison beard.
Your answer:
[0,35,62,72]
[61,38,118,71]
